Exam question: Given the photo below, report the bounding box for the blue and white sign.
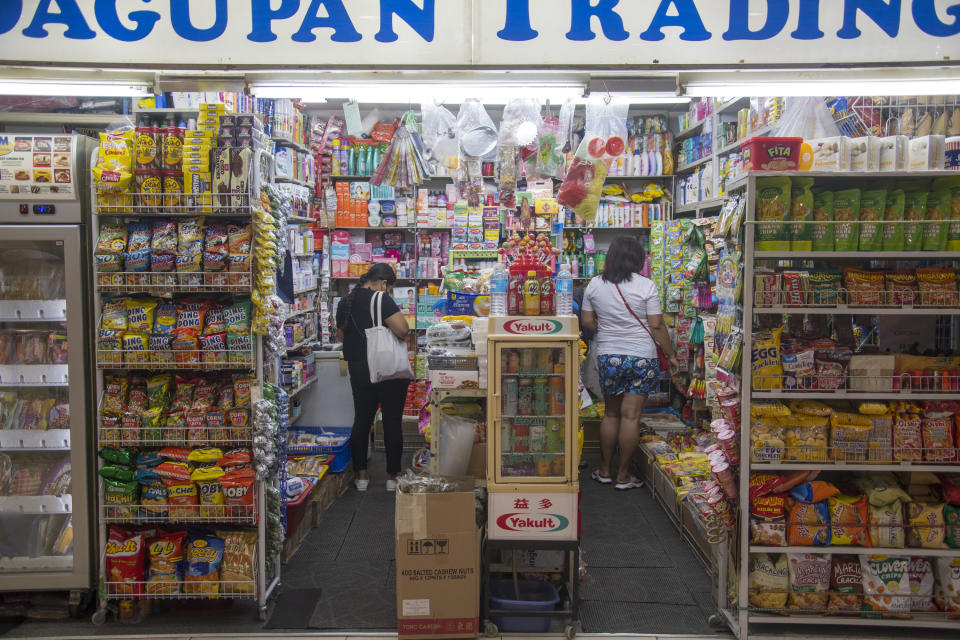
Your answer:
[0,1,956,67]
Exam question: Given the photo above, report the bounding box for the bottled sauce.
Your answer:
[523,271,540,316]
[489,264,508,316]
[555,264,574,316]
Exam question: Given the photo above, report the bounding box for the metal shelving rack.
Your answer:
[87,145,282,622]
[734,170,960,639]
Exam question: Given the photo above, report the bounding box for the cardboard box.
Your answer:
[487,491,578,541]
[396,487,480,639]
[429,369,479,390]
[466,442,486,478]
[849,354,895,392]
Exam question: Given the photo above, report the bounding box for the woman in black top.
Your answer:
[336,263,411,492]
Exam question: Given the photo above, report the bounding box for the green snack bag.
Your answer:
[946,504,960,549]
[103,478,139,519]
[146,373,172,411]
[789,178,815,251]
[755,176,792,251]
[98,446,134,467]
[858,189,887,252]
[812,190,835,252]
[903,191,928,251]
[882,189,906,252]
[223,299,251,335]
[832,189,861,252]
[98,465,136,483]
[808,269,843,305]
[141,406,164,443]
[932,177,960,251]
[922,189,951,251]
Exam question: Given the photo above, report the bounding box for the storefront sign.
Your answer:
[488,492,578,540]
[0,1,957,67]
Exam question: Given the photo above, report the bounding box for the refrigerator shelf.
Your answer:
[102,580,257,600]
[0,495,72,515]
[0,429,70,450]
[95,271,252,294]
[96,350,254,370]
[0,364,69,386]
[0,300,67,322]
[0,556,73,572]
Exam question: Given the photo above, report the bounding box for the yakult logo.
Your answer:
[495,513,569,533]
[503,319,562,335]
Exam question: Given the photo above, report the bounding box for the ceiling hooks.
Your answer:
[602,80,612,105]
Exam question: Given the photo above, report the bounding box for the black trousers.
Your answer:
[348,363,410,475]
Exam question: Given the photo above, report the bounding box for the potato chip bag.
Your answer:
[832,189,861,252]
[227,224,252,255]
[146,374,172,410]
[755,177,792,251]
[140,482,168,520]
[146,530,186,595]
[788,553,831,611]
[177,218,204,251]
[932,176,960,252]
[103,374,128,414]
[789,400,832,417]
[907,502,947,549]
[922,189,951,251]
[105,526,145,597]
[125,299,157,333]
[827,494,869,546]
[789,177,815,251]
[122,333,148,364]
[936,557,960,617]
[222,300,251,336]
[220,465,255,518]
[827,554,862,614]
[101,300,127,331]
[104,479,138,520]
[191,465,225,518]
[163,478,198,521]
[184,535,225,596]
[140,406,164,443]
[862,555,911,618]
[126,221,151,252]
[909,556,937,612]
[216,530,256,593]
[946,504,960,550]
[858,189,887,252]
[234,375,253,407]
[174,303,207,337]
[151,220,177,255]
[749,553,788,611]
[96,224,127,255]
[787,499,831,546]
[879,188,907,251]
[751,326,783,391]
[812,190,835,252]
[903,191,928,251]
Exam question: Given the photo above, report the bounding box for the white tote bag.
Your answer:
[365,291,413,383]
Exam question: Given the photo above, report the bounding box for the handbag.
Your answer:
[364,291,413,383]
[614,284,670,373]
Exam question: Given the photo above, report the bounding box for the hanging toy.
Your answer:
[689,317,705,345]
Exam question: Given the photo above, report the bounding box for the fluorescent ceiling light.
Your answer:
[251,82,585,105]
[603,93,690,105]
[0,80,150,97]
[685,77,960,97]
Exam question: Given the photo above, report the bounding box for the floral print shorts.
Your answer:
[597,354,661,397]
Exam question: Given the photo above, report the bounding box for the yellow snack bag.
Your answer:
[751,402,791,418]
[788,400,833,417]
[751,326,784,391]
[191,466,226,518]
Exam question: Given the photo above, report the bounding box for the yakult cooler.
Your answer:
[486,316,580,541]
[0,133,95,590]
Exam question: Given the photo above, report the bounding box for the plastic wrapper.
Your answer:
[749,553,788,611]
[788,553,831,611]
[862,555,911,618]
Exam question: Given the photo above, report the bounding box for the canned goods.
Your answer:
[529,424,547,452]
[533,378,549,415]
[518,378,534,415]
[502,377,519,416]
[548,377,564,415]
[519,349,537,375]
[536,348,551,374]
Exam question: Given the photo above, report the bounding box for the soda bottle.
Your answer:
[524,271,540,316]
[540,275,555,315]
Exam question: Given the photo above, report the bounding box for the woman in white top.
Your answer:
[581,236,680,490]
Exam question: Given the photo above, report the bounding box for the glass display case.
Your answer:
[487,318,580,490]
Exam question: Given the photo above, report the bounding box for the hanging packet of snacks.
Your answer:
[558,96,627,223]
[420,101,458,176]
[456,100,498,207]
[498,99,542,208]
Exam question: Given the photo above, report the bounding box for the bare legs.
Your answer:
[598,393,648,483]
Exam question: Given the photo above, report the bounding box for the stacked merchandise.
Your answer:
[89,126,283,621]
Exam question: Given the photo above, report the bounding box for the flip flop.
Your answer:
[615,477,644,491]
[591,470,612,484]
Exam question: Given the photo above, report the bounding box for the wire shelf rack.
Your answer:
[101,503,258,525]
[95,270,253,294]
[103,580,258,600]
[96,349,254,370]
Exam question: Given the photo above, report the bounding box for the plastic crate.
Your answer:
[283,477,316,534]
[489,579,560,632]
[287,426,352,472]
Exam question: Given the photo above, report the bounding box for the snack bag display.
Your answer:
[909,556,937,612]
[827,554,862,614]
[750,474,787,546]
[812,190,835,252]
[786,499,831,546]
[832,189,861,252]
[882,189,906,251]
[751,326,783,391]
[787,553,831,611]
[907,502,948,549]
[936,557,960,617]
[146,530,186,595]
[216,530,256,593]
[184,535,225,596]
[922,189,951,251]
[827,494,869,546]
[858,189,887,252]
[789,177,815,251]
[903,191,929,251]
[862,555,911,618]
[105,526,145,597]
[931,176,960,252]
[755,177,792,251]
[749,553,788,611]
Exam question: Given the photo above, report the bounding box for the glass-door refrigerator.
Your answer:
[0,133,94,590]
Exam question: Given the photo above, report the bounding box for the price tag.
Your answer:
[343,100,363,136]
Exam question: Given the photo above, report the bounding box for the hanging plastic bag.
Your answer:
[557,97,626,222]
[774,97,841,140]
[421,101,459,174]
[372,112,431,189]
[536,116,565,179]
[497,99,541,208]
[456,100,498,205]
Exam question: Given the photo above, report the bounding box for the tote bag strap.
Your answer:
[369,290,383,327]
[614,284,654,340]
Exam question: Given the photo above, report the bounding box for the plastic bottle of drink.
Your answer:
[524,271,541,316]
[556,264,574,316]
[490,263,508,316]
